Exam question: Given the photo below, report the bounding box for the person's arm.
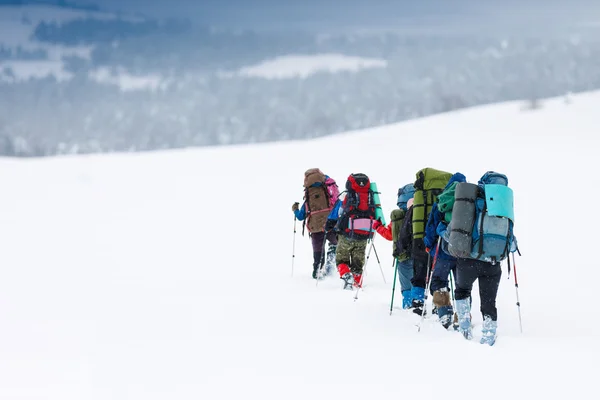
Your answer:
[373,221,393,241]
[293,202,307,220]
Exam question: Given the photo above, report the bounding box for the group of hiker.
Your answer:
[292,167,519,346]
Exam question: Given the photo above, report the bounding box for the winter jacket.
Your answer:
[294,202,307,221]
[424,173,466,261]
[375,222,393,241]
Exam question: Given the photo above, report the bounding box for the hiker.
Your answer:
[410,168,453,315]
[442,171,519,345]
[325,173,376,290]
[292,168,340,279]
[372,183,415,309]
[423,172,467,329]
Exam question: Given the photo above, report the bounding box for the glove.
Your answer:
[325,219,336,232]
[372,220,382,230]
[292,202,299,212]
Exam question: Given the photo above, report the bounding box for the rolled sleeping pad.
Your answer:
[448,182,479,258]
[371,182,386,226]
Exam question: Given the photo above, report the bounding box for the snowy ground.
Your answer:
[0,91,598,399]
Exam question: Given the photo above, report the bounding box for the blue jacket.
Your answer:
[327,199,343,222]
[424,172,466,260]
[294,203,307,220]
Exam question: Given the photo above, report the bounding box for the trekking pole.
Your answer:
[315,233,328,288]
[449,269,456,311]
[389,258,398,315]
[292,217,297,277]
[372,242,387,284]
[354,239,374,301]
[510,252,523,333]
[418,238,441,332]
[449,268,457,328]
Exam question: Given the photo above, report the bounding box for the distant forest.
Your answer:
[1,12,600,156]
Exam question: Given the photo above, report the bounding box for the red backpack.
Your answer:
[338,173,376,239]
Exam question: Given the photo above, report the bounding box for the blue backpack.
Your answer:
[470,172,515,264]
[397,183,415,211]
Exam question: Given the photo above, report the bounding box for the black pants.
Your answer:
[411,256,429,289]
[455,258,502,321]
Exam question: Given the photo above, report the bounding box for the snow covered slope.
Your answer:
[0,92,597,399]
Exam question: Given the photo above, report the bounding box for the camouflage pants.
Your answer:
[336,235,368,275]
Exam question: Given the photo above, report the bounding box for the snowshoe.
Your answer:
[341,272,354,290]
[411,299,424,316]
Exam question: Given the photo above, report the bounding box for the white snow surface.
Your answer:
[237,53,388,79]
[0,92,598,399]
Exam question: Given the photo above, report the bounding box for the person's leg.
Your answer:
[349,239,368,287]
[310,232,325,279]
[454,258,478,339]
[476,260,502,345]
[431,258,456,328]
[410,257,428,314]
[324,231,338,275]
[335,236,352,277]
[430,258,452,293]
[397,258,414,309]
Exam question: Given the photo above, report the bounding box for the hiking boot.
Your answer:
[353,273,362,288]
[411,299,424,316]
[341,272,354,290]
[337,263,351,278]
[455,298,473,340]
[480,316,497,346]
[433,289,452,328]
[401,290,412,309]
[410,286,425,315]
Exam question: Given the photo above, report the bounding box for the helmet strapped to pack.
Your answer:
[338,173,376,239]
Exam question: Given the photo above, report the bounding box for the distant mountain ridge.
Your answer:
[0,0,100,11]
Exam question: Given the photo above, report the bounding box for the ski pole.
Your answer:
[354,239,374,301]
[418,238,441,332]
[510,252,523,333]
[449,268,457,328]
[316,232,329,288]
[372,242,387,284]
[292,216,297,277]
[390,258,398,315]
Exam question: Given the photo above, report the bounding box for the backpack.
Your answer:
[412,168,452,258]
[397,183,415,211]
[394,205,413,259]
[437,181,460,224]
[337,173,376,239]
[303,168,339,233]
[390,208,406,259]
[470,171,515,264]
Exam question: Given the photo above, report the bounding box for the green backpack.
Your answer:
[390,209,410,261]
[437,181,460,223]
[412,167,452,257]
